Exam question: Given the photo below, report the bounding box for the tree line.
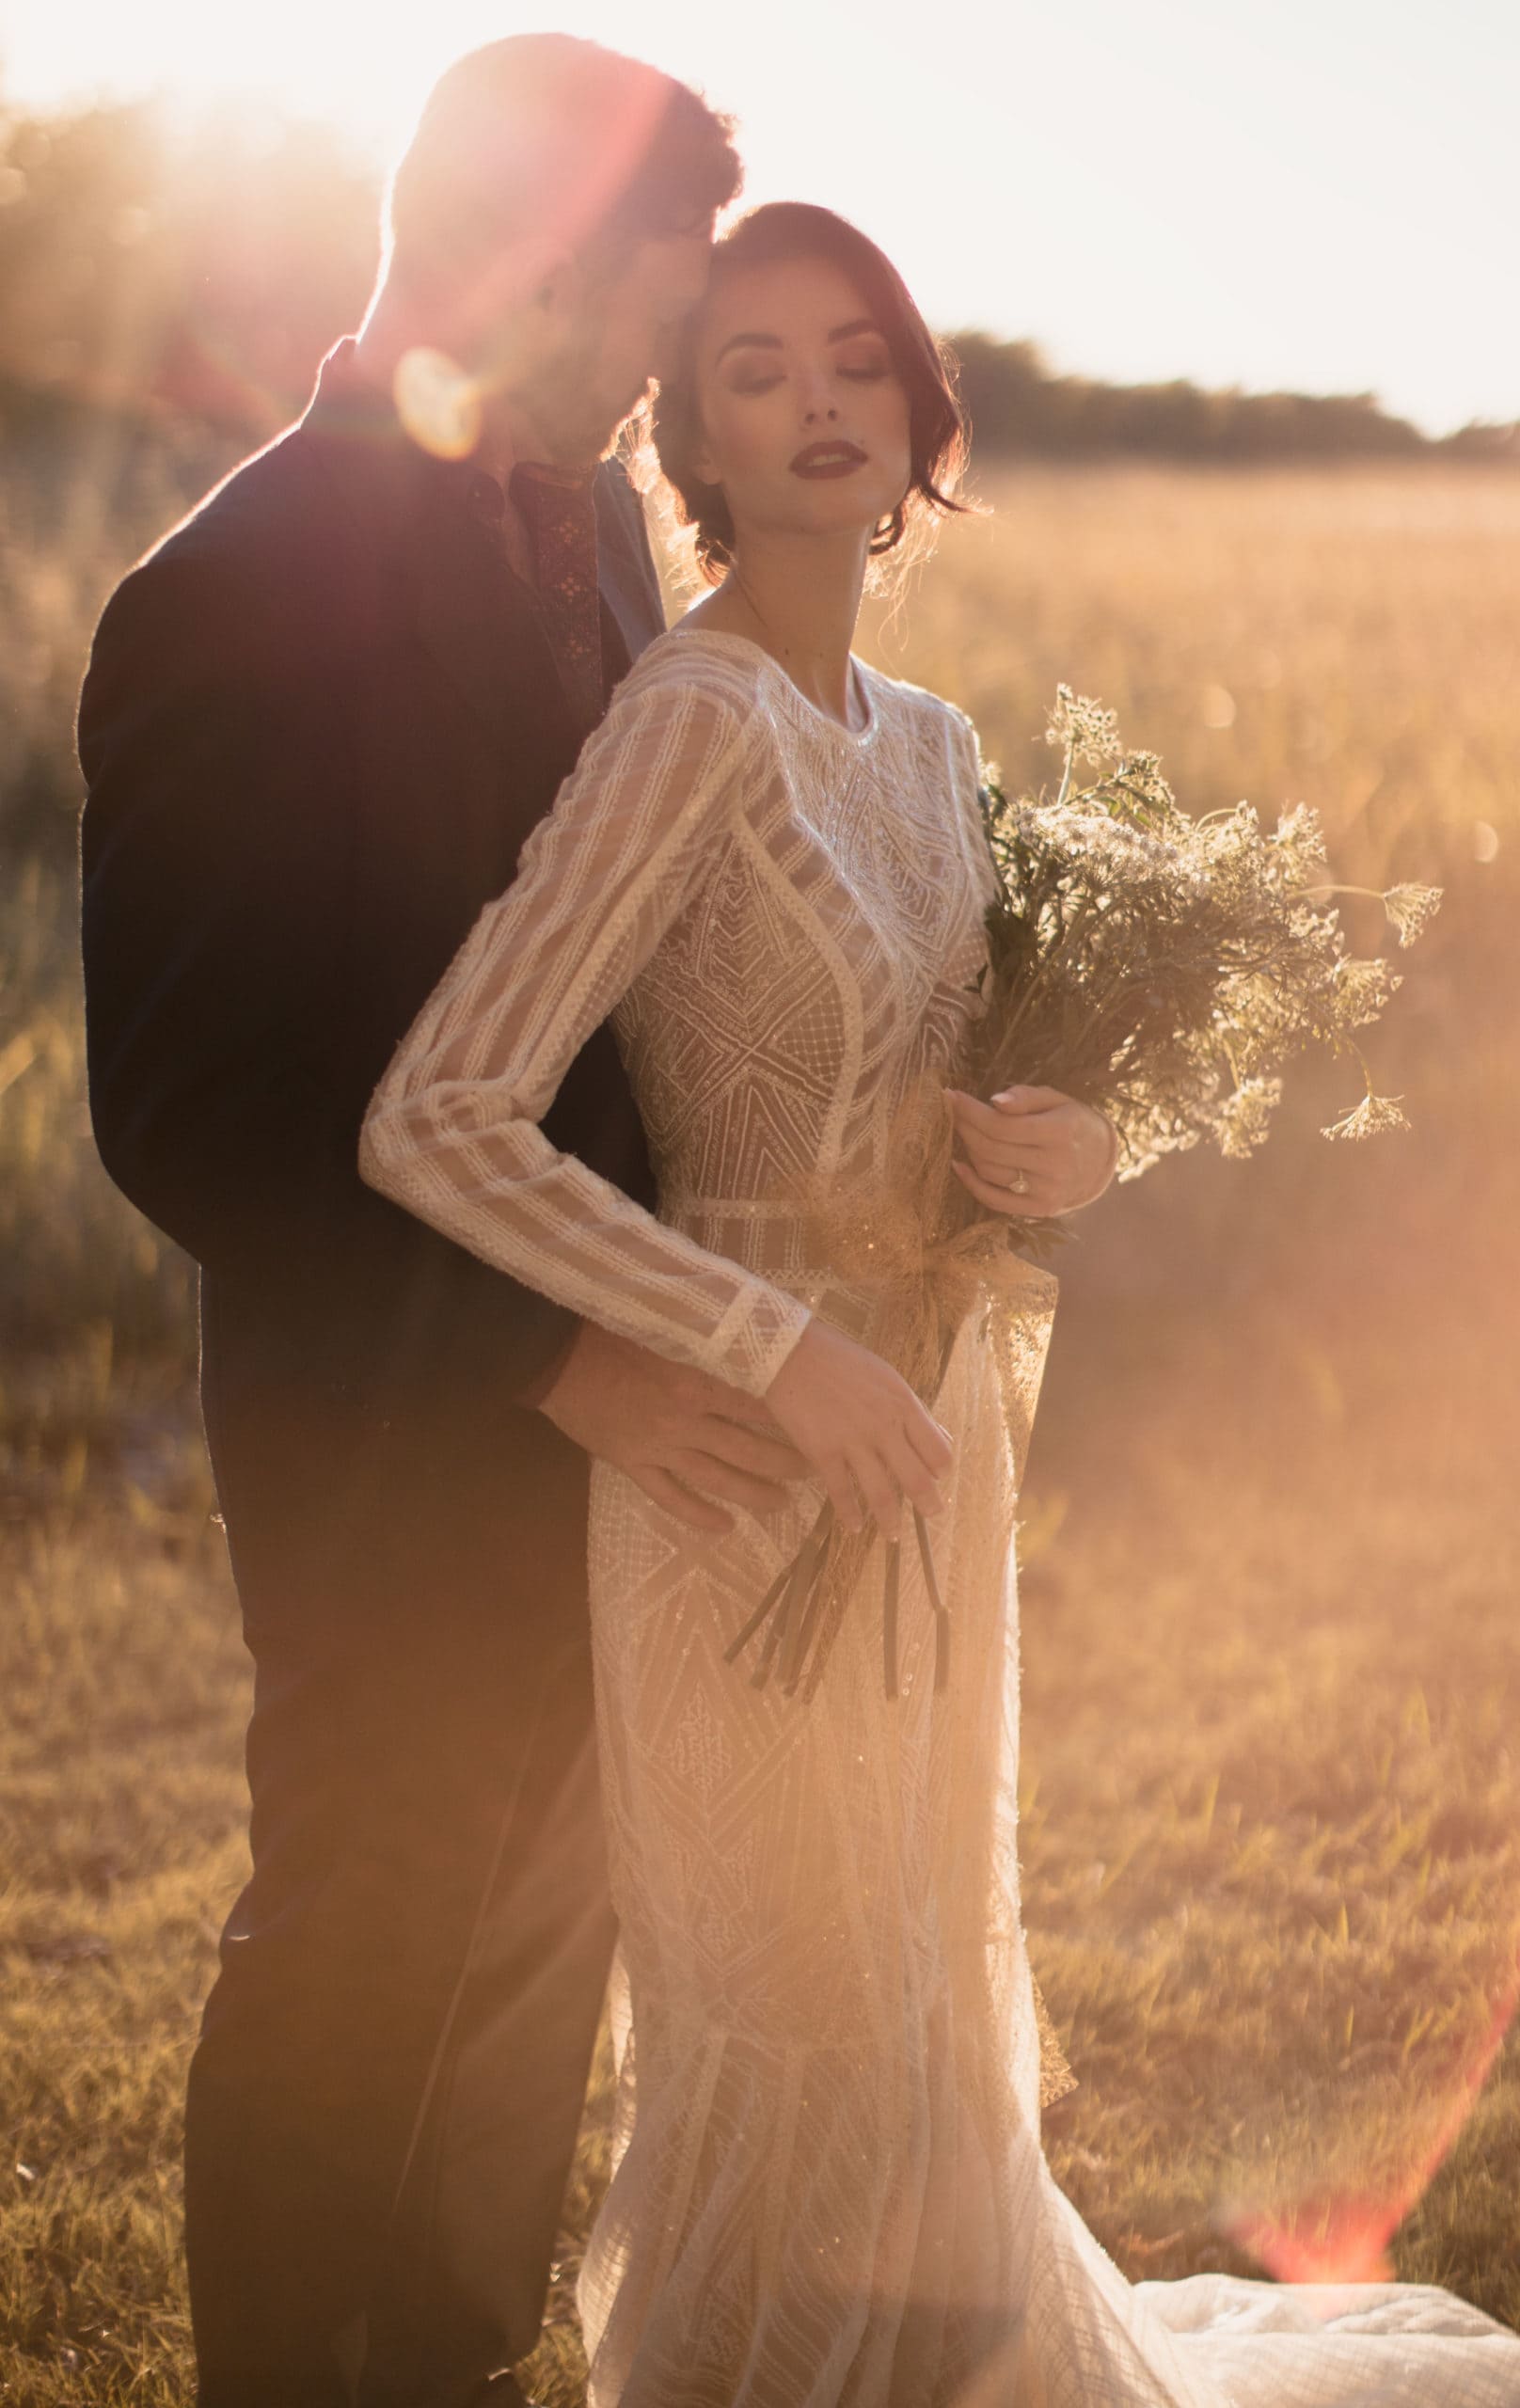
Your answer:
[0,92,1513,463]
[950,334,1517,466]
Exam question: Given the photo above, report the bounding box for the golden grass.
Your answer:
[4,458,1519,2400]
[1,1507,244,2404]
[866,460,1518,1253]
[7,1370,1517,2405]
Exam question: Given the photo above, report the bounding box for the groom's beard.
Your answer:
[515,336,655,470]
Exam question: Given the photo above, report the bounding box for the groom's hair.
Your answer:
[382,35,740,302]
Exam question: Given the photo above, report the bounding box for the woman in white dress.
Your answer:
[361,204,1520,2408]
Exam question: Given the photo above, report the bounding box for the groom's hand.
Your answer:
[531,1323,811,1534]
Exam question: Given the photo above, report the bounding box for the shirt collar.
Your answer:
[299,336,500,547]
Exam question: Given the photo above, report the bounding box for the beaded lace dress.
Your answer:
[362,627,1520,2408]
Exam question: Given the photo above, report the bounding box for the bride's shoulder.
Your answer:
[619,626,779,721]
[860,661,981,765]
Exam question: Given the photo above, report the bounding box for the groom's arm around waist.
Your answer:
[77,531,579,1404]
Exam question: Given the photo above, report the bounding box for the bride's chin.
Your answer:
[736,494,895,549]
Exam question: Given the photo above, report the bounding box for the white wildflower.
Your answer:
[1274,803,1329,871]
[1217,1077,1283,1159]
[1046,684,1122,768]
[1321,1091,1412,1142]
[1113,750,1177,817]
[974,686,1433,1175]
[1382,882,1443,948]
[1021,801,1194,889]
[1332,957,1401,1029]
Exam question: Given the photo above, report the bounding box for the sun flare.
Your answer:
[3,0,1512,435]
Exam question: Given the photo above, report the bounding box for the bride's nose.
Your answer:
[800,372,841,426]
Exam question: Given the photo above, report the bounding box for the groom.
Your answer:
[77,39,803,2408]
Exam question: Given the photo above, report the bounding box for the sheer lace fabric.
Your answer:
[362,629,1520,2405]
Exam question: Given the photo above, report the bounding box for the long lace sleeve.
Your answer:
[359,665,813,1396]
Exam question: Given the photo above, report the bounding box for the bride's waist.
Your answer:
[669,1194,988,1368]
[661,1191,876,1334]
[665,1184,1055,1347]
[663,1192,815,1274]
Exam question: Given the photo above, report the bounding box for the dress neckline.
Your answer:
[660,626,880,749]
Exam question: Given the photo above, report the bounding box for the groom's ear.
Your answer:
[689,420,721,490]
[442,235,570,372]
[522,242,584,331]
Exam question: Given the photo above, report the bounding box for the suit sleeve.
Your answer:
[78,544,578,1401]
[361,671,813,1398]
[79,547,356,1265]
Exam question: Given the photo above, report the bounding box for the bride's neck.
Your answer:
[689,531,872,730]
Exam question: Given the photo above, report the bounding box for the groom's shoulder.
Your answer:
[91,421,345,681]
[156,420,330,565]
[169,410,358,580]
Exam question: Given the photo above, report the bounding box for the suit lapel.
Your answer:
[299,338,666,777]
[594,460,668,671]
[413,499,579,767]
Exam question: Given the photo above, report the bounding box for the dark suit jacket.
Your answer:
[78,338,666,1620]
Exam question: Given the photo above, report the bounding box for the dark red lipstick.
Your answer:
[789,440,867,479]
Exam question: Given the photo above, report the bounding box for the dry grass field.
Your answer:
[3,452,1518,2403]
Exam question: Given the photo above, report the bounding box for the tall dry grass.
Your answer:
[860,463,1520,1529]
[0,400,231,1500]
[3,442,1518,2400]
[870,460,1517,1224]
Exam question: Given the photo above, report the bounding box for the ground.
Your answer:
[3,458,1517,2401]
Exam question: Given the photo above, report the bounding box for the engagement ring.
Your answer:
[1006,1167,1031,1196]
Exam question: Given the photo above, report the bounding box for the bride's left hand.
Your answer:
[946,1085,1119,1218]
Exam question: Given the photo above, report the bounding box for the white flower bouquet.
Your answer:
[970,686,1442,1257]
[725,688,1441,1711]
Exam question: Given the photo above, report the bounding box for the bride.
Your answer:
[360,202,1520,2407]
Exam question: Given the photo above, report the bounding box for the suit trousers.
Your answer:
[186,1311,616,2408]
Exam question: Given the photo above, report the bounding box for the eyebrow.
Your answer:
[712,317,884,367]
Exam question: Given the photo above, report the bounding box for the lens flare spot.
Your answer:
[1231,2198,1397,2286]
[1201,683,1237,729]
[1473,820,1499,863]
[1228,1957,1520,2289]
[393,345,481,463]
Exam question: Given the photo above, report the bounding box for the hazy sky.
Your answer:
[2,0,1513,433]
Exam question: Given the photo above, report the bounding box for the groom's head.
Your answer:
[377,35,741,461]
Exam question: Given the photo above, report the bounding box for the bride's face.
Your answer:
[689,255,912,549]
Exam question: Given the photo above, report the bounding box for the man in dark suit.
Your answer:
[77,38,805,2408]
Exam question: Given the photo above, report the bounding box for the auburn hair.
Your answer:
[652,202,970,583]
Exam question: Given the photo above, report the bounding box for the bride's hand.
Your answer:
[765,1320,953,1541]
[947,1085,1118,1216]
